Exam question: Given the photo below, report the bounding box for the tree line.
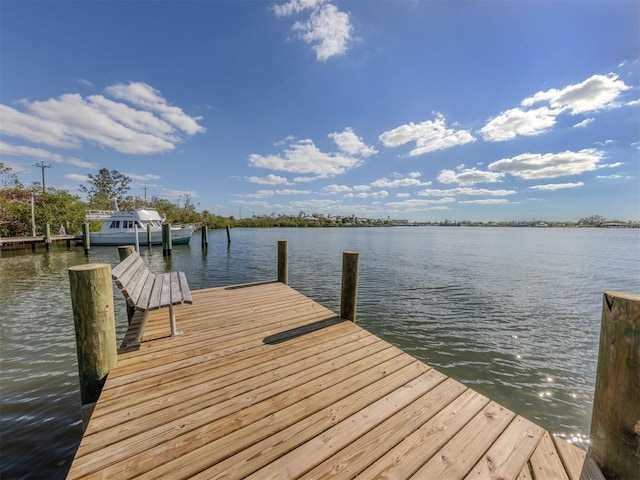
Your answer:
[1,164,389,238]
[0,165,232,237]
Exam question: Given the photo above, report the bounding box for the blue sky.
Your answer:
[1,0,638,222]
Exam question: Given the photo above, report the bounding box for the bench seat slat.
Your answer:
[136,273,156,311]
[147,273,164,310]
[127,269,150,307]
[159,273,172,308]
[179,272,193,304]
[170,271,181,305]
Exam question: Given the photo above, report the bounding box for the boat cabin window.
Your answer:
[110,221,120,228]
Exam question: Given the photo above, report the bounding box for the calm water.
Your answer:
[1,227,639,479]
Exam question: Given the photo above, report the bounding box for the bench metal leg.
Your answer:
[169,304,182,337]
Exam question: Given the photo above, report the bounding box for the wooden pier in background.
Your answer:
[66,281,604,479]
[0,234,78,250]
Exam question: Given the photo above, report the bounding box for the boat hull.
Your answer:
[89,227,194,246]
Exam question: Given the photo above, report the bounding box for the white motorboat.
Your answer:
[85,209,196,246]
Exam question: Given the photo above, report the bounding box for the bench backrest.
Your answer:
[111,251,151,308]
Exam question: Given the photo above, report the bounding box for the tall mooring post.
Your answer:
[82,222,90,255]
[44,223,52,251]
[340,251,359,323]
[68,263,117,428]
[226,225,231,245]
[162,224,172,257]
[201,225,208,250]
[278,240,288,284]
[589,291,640,479]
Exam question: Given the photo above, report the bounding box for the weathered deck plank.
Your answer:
[67,282,603,480]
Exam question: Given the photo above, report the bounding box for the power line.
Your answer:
[33,161,52,194]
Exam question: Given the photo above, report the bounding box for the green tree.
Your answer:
[80,168,131,209]
[0,182,86,237]
[0,162,22,189]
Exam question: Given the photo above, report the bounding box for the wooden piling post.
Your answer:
[278,240,288,284]
[589,291,640,479]
[118,245,136,261]
[45,223,52,251]
[340,251,359,323]
[226,225,231,245]
[82,222,90,255]
[68,263,117,406]
[162,224,172,257]
[146,223,152,247]
[201,225,208,250]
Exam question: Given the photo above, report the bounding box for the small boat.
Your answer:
[85,209,196,246]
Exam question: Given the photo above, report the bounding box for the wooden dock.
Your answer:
[67,281,604,479]
[0,234,78,249]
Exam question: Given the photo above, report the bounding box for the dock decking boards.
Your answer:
[67,281,604,479]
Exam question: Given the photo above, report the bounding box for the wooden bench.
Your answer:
[111,251,192,345]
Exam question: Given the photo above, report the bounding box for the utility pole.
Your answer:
[33,161,52,194]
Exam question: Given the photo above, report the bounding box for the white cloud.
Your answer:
[379,113,476,156]
[0,82,205,155]
[323,184,352,194]
[77,78,94,88]
[356,190,389,199]
[122,172,162,181]
[480,74,631,142]
[63,173,89,183]
[291,4,354,61]
[248,137,363,177]
[522,73,630,114]
[273,0,326,17]
[437,167,504,185]
[370,173,428,188]
[275,189,311,195]
[293,175,325,183]
[106,82,205,135]
[479,106,558,142]
[329,127,377,157]
[275,1,354,61]
[418,187,516,197]
[488,149,605,179]
[158,188,199,201]
[458,199,510,205]
[385,197,456,208]
[396,193,411,198]
[245,189,275,199]
[596,174,631,180]
[0,104,80,149]
[528,182,584,190]
[0,141,98,168]
[573,118,594,128]
[290,198,343,210]
[246,174,291,185]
